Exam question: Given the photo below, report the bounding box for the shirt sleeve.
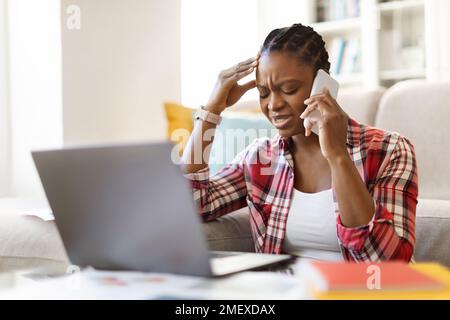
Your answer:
[183,145,250,222]
[336,136,419,262]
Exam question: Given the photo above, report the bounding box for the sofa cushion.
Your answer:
[337,87,385,126]
[0,213,69,275]
[414,199,450,267]
[209,112,275,175]
[375,80,450,200]
[202,208,254,253]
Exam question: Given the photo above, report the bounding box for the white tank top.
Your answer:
[283,188,343,262]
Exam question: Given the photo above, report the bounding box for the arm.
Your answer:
[181,55,259,221]
[302,89,418,262]
[335,137,418,262]
[183,147,250,222]
[181,55,258,175]
[329,154,375,229]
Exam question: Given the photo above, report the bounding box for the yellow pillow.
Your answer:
[164,102,195,156]
[164,102,195,139]
[163,102,262,155]
[241,107,262,113]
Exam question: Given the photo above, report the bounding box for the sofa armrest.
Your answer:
[202,208,255,252]
[0,213,69,275]
[415,199,450,267]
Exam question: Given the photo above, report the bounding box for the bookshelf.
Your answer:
[294,0,450,89]
[310,17,361,35]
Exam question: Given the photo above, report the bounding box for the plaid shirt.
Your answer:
[184,118,419,262]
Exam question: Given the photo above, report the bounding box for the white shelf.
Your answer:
[311,17,361,35]
[379,0,424,13]
[380,68,426,81]
[306,0,441,88]
[333,73,363,86]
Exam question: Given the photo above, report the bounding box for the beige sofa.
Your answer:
[0,80,449,276]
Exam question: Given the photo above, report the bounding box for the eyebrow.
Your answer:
[257,79,302,88]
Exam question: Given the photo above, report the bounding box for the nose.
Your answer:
[268,92,285,112]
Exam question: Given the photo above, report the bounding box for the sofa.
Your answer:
[0,80,449,277]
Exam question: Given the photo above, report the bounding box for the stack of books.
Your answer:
[317,0,361,22]
[328,37,360,76]
[296,261,450,300]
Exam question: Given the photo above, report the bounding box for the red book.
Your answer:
[303,261,446,292]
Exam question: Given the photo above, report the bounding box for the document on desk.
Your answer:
[0,198,55,221]
[23,208,55,221]
[0,268,309,300]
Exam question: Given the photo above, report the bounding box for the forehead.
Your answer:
[256,51,314,85]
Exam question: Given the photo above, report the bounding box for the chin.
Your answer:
[277,128,304,138]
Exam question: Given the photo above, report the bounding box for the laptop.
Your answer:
[32,142,294,277]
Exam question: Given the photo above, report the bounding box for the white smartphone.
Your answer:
[305,69,340,135]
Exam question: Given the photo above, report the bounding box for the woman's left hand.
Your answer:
[300,88,349,162]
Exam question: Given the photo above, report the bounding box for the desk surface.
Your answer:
[0,266,310,300]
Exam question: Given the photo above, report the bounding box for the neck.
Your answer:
[290,132,321,156]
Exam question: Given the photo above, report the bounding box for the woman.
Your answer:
[182,23,418,263]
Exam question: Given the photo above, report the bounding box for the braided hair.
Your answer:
[261,23,331,74]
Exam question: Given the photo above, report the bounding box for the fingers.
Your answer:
[303,118,315,137]
[304,94,325,105]
[221,56,259,79]
[321,87,338,108]
[302,99,324,137]
[241,55,259,65]
[240,79,257,92]
[233,66,256,82]
[300,103,319,119]
[304,86,330,103]
[304,97,334,118]
[305,88,338,108]
[302,106,322,137]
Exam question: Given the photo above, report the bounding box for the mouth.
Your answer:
[272,115,293,129]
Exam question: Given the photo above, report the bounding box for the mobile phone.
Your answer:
[305,69,340,135]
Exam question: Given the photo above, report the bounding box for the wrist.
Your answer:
[196,106,223,126]
[204,104,225,116]
[327,152,352,168]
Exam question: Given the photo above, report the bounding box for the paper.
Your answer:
[0,198,55,221]
[0,267,309,300]
[23,208,55,221]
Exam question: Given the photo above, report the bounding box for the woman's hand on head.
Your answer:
[205,55,259,114]
[300,87,349,162]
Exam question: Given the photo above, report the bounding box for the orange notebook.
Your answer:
[304,261,447,293]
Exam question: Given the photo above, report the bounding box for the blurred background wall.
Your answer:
[62,0,181,145]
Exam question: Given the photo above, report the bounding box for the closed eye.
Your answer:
[257,87,270,99]
[282,88,299,95]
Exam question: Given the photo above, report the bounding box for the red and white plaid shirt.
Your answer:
[184,118,419,262]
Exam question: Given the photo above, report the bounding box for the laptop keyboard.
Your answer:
[209,251,242,259]
[210,251,297,275]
